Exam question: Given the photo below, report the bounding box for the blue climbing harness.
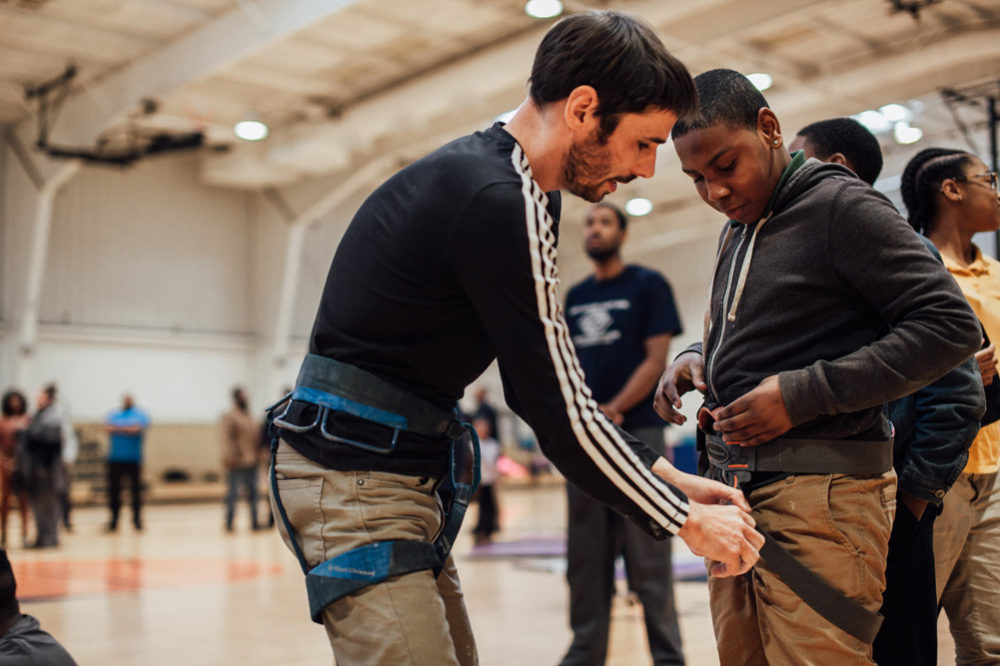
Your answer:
[266,354,480,624]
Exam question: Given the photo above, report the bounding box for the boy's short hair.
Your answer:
[529,11,697,138]
[797,117,884,185]
[671,68,768,140]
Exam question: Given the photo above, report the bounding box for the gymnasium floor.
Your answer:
[8,482,956,665]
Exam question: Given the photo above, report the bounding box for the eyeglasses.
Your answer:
[956,171,999,193]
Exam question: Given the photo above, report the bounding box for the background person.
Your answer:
[104,394,150,532]
[561,202,685,666]
[900,147,1000,664]
[22,385,65,549]
[0,392,30,549]
[222,387,261,532]
[795,118,986,665]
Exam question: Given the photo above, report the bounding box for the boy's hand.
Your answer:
[976,343,997,386]
[711,375,792,447]
[653,352,706,425]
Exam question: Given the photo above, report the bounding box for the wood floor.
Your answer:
[6,482,958,665]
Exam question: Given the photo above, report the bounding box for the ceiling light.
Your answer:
[893,121,923,145]
[234,119,268,141]
[625,197,654,217]
[524,0,563,19]
[879,103,911,123]
[854,110,892,134]
[746,73,773,92]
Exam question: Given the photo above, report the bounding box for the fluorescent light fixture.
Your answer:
[893,121,923,145]
[234,119,268,141]
[854,110,892,134]
[625,197,654,217]
[879,103,911,123]
[524,0,562,19]
[746,73,773,91]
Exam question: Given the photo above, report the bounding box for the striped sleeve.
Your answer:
[447,145,689,537]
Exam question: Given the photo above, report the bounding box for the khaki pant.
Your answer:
[933,471,1000,665]
[271,440,478,666]
[709,472,896,666]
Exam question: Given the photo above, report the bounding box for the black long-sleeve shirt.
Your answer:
[280,123,688,537]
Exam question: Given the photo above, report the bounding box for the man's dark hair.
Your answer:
[797,117,884,185]
[901,147,976,235]
[1,391,27,417]
[529,11,696,138]
[0,550,19,619]
[671,68,768,140]
[593,202,628,231]
[43,384,57,402]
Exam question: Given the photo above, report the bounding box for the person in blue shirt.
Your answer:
[104,395,150,532]
[561,202,686,666]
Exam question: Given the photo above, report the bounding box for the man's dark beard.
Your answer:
[586,245,618,262]
[563,130,616,202]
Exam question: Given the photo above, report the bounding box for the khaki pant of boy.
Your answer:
[933,470,1000,665]
[271,439,478,666]
[709,472,896,666]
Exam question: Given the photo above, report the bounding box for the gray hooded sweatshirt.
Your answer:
[695,155,980,445]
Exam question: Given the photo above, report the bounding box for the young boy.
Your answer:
[653,69,981,665]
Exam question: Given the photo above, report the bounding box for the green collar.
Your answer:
[761,149,805,220]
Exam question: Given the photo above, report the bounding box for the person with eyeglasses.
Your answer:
[901,147,1000,665]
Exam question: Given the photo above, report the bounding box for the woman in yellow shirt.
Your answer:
[902,147,1000,665]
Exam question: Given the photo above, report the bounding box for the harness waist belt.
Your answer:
[294,353,464,440]
[704,434,893,476]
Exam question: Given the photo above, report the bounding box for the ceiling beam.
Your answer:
[31,0,363,149]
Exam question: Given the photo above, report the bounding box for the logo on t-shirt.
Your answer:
[568,299,631,348]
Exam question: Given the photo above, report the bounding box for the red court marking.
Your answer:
[10,558,283,601]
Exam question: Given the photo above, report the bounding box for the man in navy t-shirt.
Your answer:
[104,395,150,532]
[561,203,685,666]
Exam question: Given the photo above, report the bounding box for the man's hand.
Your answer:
[711,375,792,447]
[976,343,997,386]
[677,502,763,577]
[653,352,706,425]
[652,458,751,511]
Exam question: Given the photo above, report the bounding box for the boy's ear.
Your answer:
[758,108,783,148]
[828,152,850,168]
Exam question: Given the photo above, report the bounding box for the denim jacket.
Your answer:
[887,353,983,504]
[886,236,985,505]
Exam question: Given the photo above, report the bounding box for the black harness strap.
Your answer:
[704,434,893,477]
[702,431,890,644]
[758,529,883,644]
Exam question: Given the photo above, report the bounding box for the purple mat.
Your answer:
[467,536,708,581]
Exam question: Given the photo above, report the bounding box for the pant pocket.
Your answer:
[272,475,325,567]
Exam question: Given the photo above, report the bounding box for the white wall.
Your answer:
[0,141,284,423]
